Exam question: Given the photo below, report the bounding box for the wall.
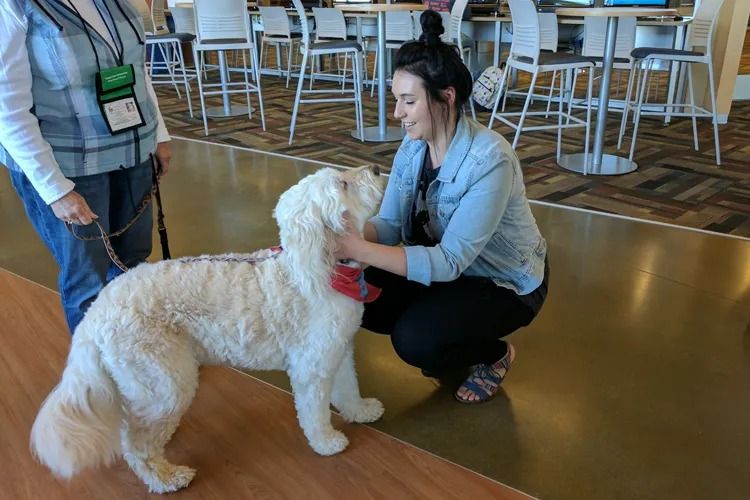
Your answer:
[692,0,750,121]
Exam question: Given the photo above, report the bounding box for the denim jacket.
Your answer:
[369,116,547,295]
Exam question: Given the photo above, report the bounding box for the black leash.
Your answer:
[151,154,171,260]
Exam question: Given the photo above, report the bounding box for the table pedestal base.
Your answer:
[351,126,404,142]
[558,153,638,176]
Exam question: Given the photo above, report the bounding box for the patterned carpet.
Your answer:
[155,69,750,238]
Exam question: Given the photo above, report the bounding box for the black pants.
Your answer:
[362,267,540,373]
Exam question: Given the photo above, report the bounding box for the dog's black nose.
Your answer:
[371,165,380,176]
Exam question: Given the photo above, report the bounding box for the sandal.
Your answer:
[454,344,515,404]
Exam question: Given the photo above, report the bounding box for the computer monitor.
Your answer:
[536,0,595,8]
[603,0,669,6]
[294,0,324,8]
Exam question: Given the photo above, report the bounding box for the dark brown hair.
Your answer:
[394,9,473,121]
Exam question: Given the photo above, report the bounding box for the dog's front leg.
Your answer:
[288,362,348,456]
[331,342,384,424]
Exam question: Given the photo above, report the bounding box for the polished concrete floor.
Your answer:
[2,139,749,500]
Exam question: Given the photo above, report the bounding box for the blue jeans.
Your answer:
[10,161,154,333]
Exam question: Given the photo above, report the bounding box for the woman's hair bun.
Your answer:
[419,9,445,47]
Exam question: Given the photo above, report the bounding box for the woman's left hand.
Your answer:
[334,212,364,261]
[154,141,172,177]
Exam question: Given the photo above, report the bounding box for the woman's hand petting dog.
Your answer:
[334,211,364,262]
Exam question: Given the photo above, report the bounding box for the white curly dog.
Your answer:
[30,165,386,493]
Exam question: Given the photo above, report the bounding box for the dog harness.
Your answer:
[177,247,381,303]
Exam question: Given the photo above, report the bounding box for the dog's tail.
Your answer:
[30,328,122,479]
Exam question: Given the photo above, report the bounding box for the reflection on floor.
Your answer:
[1,139,749,500]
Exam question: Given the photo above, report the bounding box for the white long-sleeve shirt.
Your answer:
[0,0,170,205]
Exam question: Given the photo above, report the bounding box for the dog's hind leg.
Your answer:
[121,413,197,494]
[288,357,349,456]
[113,336,200,493]
[331,342,384,424]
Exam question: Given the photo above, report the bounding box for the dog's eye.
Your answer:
[340,179,348,190]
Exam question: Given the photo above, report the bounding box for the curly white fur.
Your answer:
[30,166,386,494]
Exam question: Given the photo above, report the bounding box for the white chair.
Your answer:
[144,0,195,117]
[539,12,558,53]
[619,0,724,165]
[436,3,476,120]
[192,0,265,135]
[539,12,559,113]
[581,16,637,94]
[311,7,356,90]
[568,16,637,115]
[488,0,595,169]
[506,12,560,115]
[289,0,364,145]
[448,0,472,69]
[370,10,415,97]
[258,7,301,88]
[170,5,195,36]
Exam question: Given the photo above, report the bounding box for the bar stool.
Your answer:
[288,0,364,145]
[259,6,302,88]
[568,16,637,118]
[619,0,725,165]
[144,0,195,117]
[488,0,595,168]
[311,7,358,91]
[193,0,265,135]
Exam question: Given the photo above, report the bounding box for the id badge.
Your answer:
[95,64,145,135]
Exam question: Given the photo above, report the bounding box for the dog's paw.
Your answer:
[310,429,349,456]
[146,462,196,494]
[342,397,385,423]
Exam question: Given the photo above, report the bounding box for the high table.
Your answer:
[554,7,677,175]
[335,3,426,143]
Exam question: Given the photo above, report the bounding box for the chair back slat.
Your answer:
[193,0,252,43]
[291,0,311,44]
[538,12,558,52]
[385,11,414,42]
[582,16,637,60]
[312,7,347,40]
[508,0,540,64]
[448,0,469,48]
[171,5,196,35]
[259,7,292,38]
[688,0,725,49]
[151,0,170,35]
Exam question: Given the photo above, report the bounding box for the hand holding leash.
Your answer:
[154,141,172,177]
[51,191,98,225]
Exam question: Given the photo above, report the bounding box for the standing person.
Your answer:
[335,10,549,404]
[0,0,172,333]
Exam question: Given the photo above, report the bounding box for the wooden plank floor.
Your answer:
[0,269,531,500]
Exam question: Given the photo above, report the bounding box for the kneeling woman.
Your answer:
[335,10,549,403]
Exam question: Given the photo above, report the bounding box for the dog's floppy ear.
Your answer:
[273,169,346,297]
